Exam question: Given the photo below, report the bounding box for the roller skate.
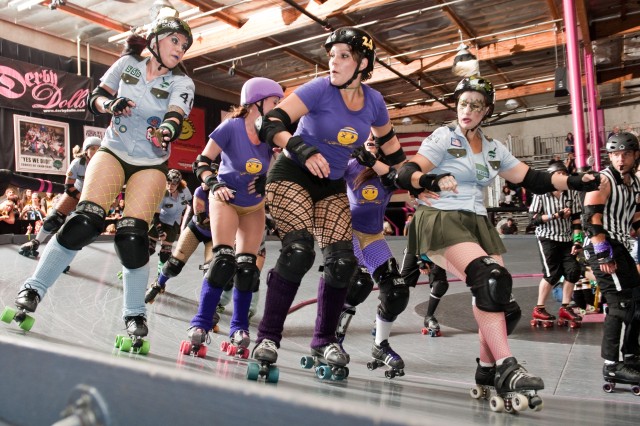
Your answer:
[1,286,40,331]
[179,326,209,358]
[470,358,496,400]
[602,362,640,395]
[18,239,39,258]
[300,343,350,381]
[557,305,582,329]
[144,279,165,304]
[115,315,150,355]
[367,339,405,379]
[490,357,544,413]
[421,315,441,337]
[246,339,279,383]
[530,306,555,328]
[220,329,250,359]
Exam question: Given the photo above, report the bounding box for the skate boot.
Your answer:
[18,239,40,258]
[557,305,582,328]
[179,326,209,358]
[247,339,279,383]
[1,286,40,331]
[421,315,441,337]
[602,362,640,395]
[221,329,250,359]
[336,306,356,349]
[144,279,165,304]
[492,357,544,413]
[624,354,640,372]
[301,343,350,381]
[115,316,150,355]
[367,339,405,379]
[530,306,555,328]
[470,358,496,400]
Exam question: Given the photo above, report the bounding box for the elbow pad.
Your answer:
[521,168,555,195]
[396,162,422,192]
[256,108,291,148]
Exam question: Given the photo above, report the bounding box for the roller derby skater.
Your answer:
[583,132,640,395]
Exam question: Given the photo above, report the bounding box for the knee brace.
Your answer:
[42,209,66,233]
[162,256,185,278]
[504,299,522,335]
[430,279,449,299]
[159,244,172,263]
[465,256,513,312]
[57,201,105,250]
[346,266,374,307]
[374,258,410,321]
[205,245,236,288]
[114,217,150,269]
[322,241,359,289]
[234,253,260,292]
[274,229,316,282]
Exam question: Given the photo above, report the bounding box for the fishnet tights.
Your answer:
[265,181,352,248]
[429,242,511,364]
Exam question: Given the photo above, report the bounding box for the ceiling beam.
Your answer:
[182,0,243,28]
[574,0,592,54]
[46,1,131,33]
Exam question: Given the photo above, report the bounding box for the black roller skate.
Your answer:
[144,279,165,304]
[367,339,405,379]
[301,343,350,381]
[602,362,640,395]
[530,306,555,328]
[470,358,496,400]
[180,326,209,358]
[1,286,40,331]
[18,239,40,258]
[247,339,279,383]
[491,357,544,413]
[421,315,441,337]
[221,329,250,359]
[115,315,150,355]
[557,305,582,329]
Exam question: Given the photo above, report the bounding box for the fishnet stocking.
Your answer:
[313,193,351,248]
[171,229,200,262]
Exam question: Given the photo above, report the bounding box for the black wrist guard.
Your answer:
[103,97,132,116]
[380,167,398,191]
[352,146,377,168]
[286,136,319,163]
[567,172,600,192]
[204,174,218,189]
[64,184,79,198]
[418,173,451,192]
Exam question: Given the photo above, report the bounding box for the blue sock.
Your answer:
[230,288,252,334]
[21,236,78,299]
[122,265,149,318]
[191,279,223,331]
[157,272,169,286]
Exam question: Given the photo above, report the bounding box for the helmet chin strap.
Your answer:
[332,59,363,90]
[149,35,173,71]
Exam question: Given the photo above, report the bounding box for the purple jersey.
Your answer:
[293,77,389,180]
[191,186,211,238]
[208,117,272,207]
[345,158,392,234]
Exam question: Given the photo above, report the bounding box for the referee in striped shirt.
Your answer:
[529,161,584,327]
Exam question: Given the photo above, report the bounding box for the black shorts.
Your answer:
[536,237,580,283]
[585,238,640,295]
[149,221,180,244]
[98,146,168,181]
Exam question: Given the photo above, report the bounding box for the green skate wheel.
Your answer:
[267,366,279,383]
[120,337,132,352]
[1,307,16,323]
[114,335,124,348]
[135,340,150,355]
[247,362,260,381]
[18,314,34,331]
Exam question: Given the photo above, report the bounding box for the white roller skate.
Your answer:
[301,343,350,381]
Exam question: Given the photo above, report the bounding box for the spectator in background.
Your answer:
[18,189,32,212]
[0,196,18,225]
[564,152,577,175]
[40,192,55,216]
[499,185,516,207]
[624,124,638,137]
[564,132,575,154]
[0,188,17,204]
[21,192,45,220]
[500,217,518,235]
[607,125,620,140]
[403,213,413,236]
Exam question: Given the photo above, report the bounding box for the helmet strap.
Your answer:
[332,59,363,90]
[256,99,265,116]
[149,35,173,71]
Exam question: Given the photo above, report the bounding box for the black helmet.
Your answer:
[453,76,496,117]
[606,132,639,152]
[324,27,376,87]
[547,161,568,175]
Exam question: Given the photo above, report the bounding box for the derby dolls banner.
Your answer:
[0,57,91,121]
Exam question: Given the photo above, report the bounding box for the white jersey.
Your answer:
[158,187,192,226]
[67,157,88,192]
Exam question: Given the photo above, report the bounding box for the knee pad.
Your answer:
[465,256,513,312]
[162,257,185,278]
[431,279,449,299]
[234,253,260,292]
[374,259,410,320]
[42,209,66,233]
[114,217,150,269]
[346,266,374,307]
[504,299,522,336]
[322,241,358,289]
[57,201,105,250]
[274,229,316,282]
[205,245,236,288]
[159,244,172,263]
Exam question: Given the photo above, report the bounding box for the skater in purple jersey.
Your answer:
[250,27,406,376]
[190,77,283,357]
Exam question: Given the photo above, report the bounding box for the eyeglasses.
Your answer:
[458,100,486,113]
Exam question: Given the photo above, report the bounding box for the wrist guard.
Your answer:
[204,173,219,189]
[593,240,614,264]
[567,172,600,192]
[418,173,451,192]
[64,184,79,198]
[352,146,377,168]
[380,167,398,191]
[286,136,319,164]
[254,174,267,196]
[103,97,132,116]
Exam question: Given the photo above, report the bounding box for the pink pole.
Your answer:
[584,50,601,171]
[563,0,586,169]
[596,109,605,170]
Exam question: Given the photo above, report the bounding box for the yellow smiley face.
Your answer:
[245,158,263,174]
[178,118,193,140]
[337,127,358,145]
[361,185,378,201]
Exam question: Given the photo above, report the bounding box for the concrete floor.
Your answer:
[0,235,639,425]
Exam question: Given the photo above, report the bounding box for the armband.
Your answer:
[573,232,584,244]
[567,172,600,192]
[571,223,582,230]
[593,240,614,264]
[374,127,396,146]
[87,86,113,116]
[521,168,555,195]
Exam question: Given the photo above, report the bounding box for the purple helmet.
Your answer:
[240,77,284,106]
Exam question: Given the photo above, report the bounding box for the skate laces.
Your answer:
[258,339,278,352]
[19,285,40,301]
[376,340,401,359]
[324,342,347,359]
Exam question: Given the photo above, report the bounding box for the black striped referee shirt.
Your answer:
[599,166,640,249]
[529,190,581,242]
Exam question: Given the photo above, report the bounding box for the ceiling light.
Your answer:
[15,0,43,11]
[505,99,519,110]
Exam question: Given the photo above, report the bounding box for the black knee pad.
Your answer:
[322,241,358,289]
[159,244,172,263]
[374,259,410,320]
[431,279,449,299]
[42,209,66,233]
[57,201,105,250]
[162,257,185,278]
[274,229,316,282]
[114,217,150,269]
[465,256,513,312]
[504,298,522,336]
[346,266,374,307]
[205,245,236,288]
[234,253,260,292]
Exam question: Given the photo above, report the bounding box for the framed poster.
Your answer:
[14,115,69,175]
[83,125,106,142]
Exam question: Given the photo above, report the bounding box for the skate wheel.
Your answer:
[529,395,544,411]
[385,370,395,379]
[529,319,536,327]
[470,385,483,399]
[489,396,504,412]
[300,356,314,369]
[421,328,428,335]
[267,366,279,383]
[197,345,207,358]
[220,341,229,352]
[179,340,191,355]
[366,361,376,371]
[247,362,260,381]
[1,307,17,323]
[134,340,150,355]
[18,314,34,331]
[114,335,124,348]
[316,365,332,380]
[512,393,528,412]
[603,382,615,393]
[119,337,132,352]
[631,385,640,396]
[227,344,237,356]
[241,349,250,359]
